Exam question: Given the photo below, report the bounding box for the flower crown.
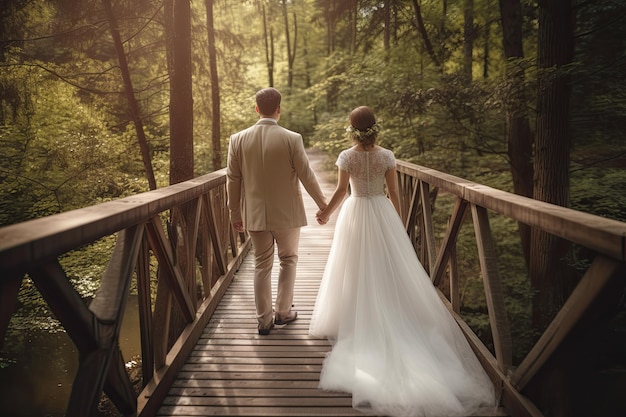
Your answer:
[345,122,381,139]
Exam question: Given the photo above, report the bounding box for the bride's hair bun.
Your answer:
[347,106,379,147]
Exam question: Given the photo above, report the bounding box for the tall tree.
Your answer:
[482,17,490,79]
[383,0,391,50]
[281,0,297,88]
[205,0,221,170]
[462,0,474,83]
[323,0,337,55]
[499,0,534,264]
[349,0,357,54]
[160,0,195,351]
[411,0,440,66]
[318,0,352,55]
[315,0,354,111]
[261,4,275,87]
[168,0,193,185]
[101,0,157,190]
[530,0,575,330]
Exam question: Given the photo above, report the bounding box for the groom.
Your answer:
[226,87,327,335]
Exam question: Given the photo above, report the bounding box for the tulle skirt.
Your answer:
[309,195,496,417]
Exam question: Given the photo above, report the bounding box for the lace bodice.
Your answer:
[336,147,396,197]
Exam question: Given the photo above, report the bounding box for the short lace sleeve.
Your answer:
[384,149,397,170]
[336,150,350,172]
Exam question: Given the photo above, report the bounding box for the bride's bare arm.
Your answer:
[385,167,402,218]
[316,168,350,223]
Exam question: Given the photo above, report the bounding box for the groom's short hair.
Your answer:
[256,88,281,116]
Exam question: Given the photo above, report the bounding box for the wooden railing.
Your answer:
[0,168,251,417]
[1,158,625,417]
[395,161,626,417]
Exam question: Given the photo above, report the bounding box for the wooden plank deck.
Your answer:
[156,150,507,417]
[156,150,360,416]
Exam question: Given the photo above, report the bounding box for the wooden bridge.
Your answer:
[1,149,625,416]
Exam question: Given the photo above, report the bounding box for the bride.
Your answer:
[310,106,496,416]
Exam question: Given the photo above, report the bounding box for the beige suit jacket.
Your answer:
[227,118,326,231]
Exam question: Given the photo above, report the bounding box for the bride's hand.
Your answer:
[316,210,329,225]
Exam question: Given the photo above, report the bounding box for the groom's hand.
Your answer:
[316,210,328,225]
[233,221,244,232]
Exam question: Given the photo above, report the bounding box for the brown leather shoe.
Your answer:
[274,311,297,325]
[258,323,274,335]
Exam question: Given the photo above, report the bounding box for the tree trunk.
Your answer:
[350,0,357,54]
[163,0,194,349]
[101,0,157,190]
[530,0,575,331]
[281,0,297,89]
[323,0,341,110]
[168,0,193,185]
[499,0,533,265]
[441,0,448,35]
[262,5,274,87]
[462,0,474,83]
[483,19,490,78]
[325,0,337,55]
[205,0,221,170]
[411,0,439,67]
[303,34,312,88]
[384,0,391,50]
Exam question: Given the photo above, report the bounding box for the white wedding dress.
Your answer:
[309,147,496,417]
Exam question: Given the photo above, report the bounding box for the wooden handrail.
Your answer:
[395,160,626,417]
[0,168,251,416]
[1,159,625,417]
[0,169,230,272]
[396,163,626,262]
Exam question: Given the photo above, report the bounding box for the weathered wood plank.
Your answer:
[0,273,22,350]
[203,193,227,275]
[471,204,513,374]
[420,181,437,275]
[156,152,359,416]
[137,234,155,383]
[1,150,541,417]
[156,406,362,416]
[511,255,623,390]
[396,161,626,262]
[161,396,353,406]
[166,387,346,397]
[0,170,228,272]
[156,150,511,417]
[137,237,252,417]
[146,216,196,322]
[432,197,468,286]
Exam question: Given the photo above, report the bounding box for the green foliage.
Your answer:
[0,77,148,224]
[1,0,625,387]
[311,114,352,155]
[571,166,626,222]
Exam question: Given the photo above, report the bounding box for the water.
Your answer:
[0,296,142,417]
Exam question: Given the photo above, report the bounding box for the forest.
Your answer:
[1,0,625,416]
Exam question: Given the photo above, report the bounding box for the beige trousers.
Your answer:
[249,228,300,328]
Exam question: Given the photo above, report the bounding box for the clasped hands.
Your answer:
[316,205,330,225]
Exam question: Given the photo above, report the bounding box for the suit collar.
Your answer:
[256,118,278,126]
